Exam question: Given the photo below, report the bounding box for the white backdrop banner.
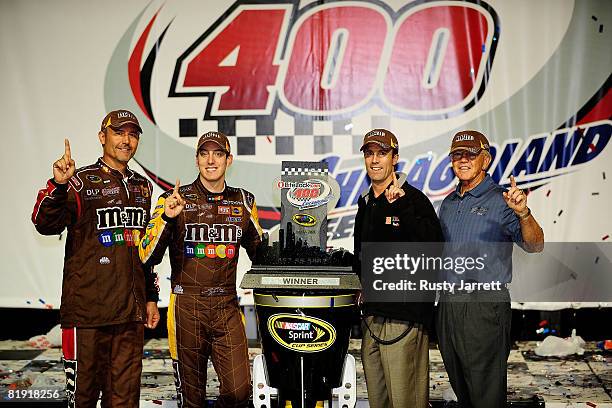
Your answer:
[1,0,610,309]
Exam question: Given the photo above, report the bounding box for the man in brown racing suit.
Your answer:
[32,110,160,407]
[139,131,262,407]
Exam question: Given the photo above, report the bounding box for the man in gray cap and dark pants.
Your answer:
[436,130,544,408]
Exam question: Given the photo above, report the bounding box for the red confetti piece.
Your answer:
[603,235,609,241]
[546,190,551,197]
[586,402,597,408]
[266,136,272,143]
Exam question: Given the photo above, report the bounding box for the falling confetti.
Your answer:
[595,256,599,264]
[592,192,599,195]
[38,298,46,305]
[603,235,609,241]
[266,136,272,143]
[558,210,563,216]
[599,24,603,33]
[546,190,551,197]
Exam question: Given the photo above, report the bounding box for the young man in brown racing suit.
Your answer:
[32,110,160,407]
[139,131,263,407]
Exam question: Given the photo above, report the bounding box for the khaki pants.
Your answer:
[361,316,429,408]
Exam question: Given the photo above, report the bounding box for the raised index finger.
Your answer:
[64,139,71,159]
[510,175,517,188]
[173,179,181,195]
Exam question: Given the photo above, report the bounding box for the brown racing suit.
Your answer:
[140,176,262,407]
[32,158,159,407]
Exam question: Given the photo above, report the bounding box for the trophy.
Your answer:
[241,161,360,408]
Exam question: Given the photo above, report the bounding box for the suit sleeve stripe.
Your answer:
[31,183,54,224]
[139,196,168,264]
[250,202,263,238]
[240,189,263,237]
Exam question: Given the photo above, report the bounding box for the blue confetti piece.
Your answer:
[481,44,486,53]
[38,298,46,305]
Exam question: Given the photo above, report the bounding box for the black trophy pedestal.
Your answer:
[241,266,360,408]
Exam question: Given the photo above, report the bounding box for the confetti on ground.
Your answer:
[1,339,611,404]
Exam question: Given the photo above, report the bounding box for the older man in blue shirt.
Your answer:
[436,130,544,408]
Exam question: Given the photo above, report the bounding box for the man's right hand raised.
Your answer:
[53,139,76,184]
[164,179,186,218]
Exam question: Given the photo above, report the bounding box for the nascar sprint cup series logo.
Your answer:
[268,313,337,353]
[106,0,611,243]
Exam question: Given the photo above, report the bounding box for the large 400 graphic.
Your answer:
[171,1,498,120]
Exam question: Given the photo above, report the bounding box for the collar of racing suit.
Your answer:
[193,176,227,197]
[96,158,134,179]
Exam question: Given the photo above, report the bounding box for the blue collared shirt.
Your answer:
[438,174,524,283]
